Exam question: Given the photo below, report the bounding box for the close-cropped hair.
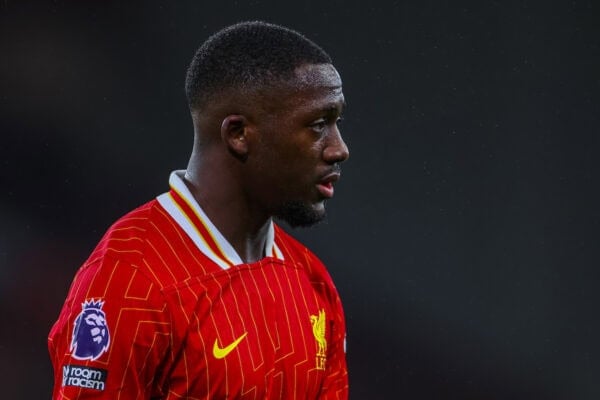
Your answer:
[185,21,332,110]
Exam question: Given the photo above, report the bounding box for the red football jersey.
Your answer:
[48,171,348,399]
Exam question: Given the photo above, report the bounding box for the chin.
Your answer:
[275,200,327,228]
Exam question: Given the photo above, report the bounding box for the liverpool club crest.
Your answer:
[310,309,327,370]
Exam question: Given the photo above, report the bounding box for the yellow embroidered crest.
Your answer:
[310,309,327,370]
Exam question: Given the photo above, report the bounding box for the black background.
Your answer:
[1,1,600,399]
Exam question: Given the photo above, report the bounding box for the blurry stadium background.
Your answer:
[1,1,599,398]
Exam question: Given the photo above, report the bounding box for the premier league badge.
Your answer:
[70,299,110,361]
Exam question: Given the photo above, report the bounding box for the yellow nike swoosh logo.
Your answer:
[213,332,247,359]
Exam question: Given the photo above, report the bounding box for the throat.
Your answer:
[223,217,274,264]
[234,235,270,264]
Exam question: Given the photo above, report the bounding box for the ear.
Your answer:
[221,115,251,160]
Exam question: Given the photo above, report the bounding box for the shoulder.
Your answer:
[89,200,157,263]
[75,200,155,286]
[274,225,321,265]
[83,198,195,289]
[68,248,163,310]
[274,224,338,289]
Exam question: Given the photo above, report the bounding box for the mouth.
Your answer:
[316,172,340,199]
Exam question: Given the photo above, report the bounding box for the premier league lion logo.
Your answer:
[70,299,110,361]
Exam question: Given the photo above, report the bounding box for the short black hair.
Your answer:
[185,21,332,110]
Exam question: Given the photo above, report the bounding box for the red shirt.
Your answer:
[48,171,348,399]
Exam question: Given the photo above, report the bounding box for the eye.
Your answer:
[310,118,327,134]
[310,116,344,133]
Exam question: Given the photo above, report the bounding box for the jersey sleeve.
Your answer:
[318,286,349,400]
[48,255,172,399]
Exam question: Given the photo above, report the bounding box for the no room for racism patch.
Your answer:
[62,364,108,391]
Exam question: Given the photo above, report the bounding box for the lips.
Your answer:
[316,172,340,199]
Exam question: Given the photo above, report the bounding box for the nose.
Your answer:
[322,127,350,164]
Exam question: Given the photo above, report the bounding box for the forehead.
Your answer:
[260,64,344,115]
[293,63,342,89]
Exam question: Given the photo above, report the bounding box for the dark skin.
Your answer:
[184,63,349,263]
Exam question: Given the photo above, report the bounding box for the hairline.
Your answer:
[190,62,338,113]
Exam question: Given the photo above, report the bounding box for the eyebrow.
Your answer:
[319,100,346,114]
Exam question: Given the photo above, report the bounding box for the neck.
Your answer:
[184,150,271,264]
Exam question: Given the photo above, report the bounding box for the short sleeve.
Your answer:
[48,256,171,399]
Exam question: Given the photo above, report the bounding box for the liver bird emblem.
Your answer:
[310,309,327,357]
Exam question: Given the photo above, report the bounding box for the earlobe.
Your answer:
[221,115,250,160]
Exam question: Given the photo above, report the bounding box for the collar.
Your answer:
[156,170,284,269]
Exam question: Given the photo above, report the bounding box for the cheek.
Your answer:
[250,134,321,188]
[252,157,310,199]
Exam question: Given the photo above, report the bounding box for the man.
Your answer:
[48,21,349,399]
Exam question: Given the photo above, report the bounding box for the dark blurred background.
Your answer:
[1,1,600,399]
